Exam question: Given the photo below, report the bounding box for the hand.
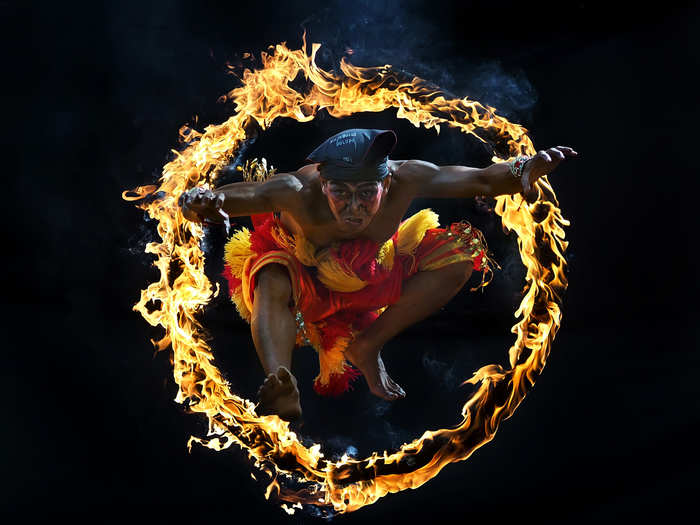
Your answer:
[178,187,225,223]
[521,146,578,193]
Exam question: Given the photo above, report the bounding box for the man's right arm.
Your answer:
[180,173,304,222]
[215,173,304,216]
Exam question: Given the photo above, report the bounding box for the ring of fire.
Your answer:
[125,35,569,515]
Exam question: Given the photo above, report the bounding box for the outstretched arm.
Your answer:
[398,146,578,199]
[179,173,303,222]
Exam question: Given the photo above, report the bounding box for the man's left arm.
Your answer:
[401,146,578,199]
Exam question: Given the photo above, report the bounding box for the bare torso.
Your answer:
[278,160,414,248]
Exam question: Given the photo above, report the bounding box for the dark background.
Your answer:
[4,1,698,523]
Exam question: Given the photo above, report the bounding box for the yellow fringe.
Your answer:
[309,208,439,292]
[396,208,440,255]
[316,257,367,292]
[223,227,253,276]
[376,239,395,270]
[316,334,353,386]
[296,320,352,387]
[231,288,252,323]
[223,228,254,322]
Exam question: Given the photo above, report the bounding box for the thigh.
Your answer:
[254,263,293,306]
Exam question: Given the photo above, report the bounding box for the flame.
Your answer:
[124,33,568,515]
[122,184,157,201]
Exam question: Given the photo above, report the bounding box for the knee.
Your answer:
[443,260,473,288]
[254,264,293,304]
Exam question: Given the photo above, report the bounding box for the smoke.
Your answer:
[325,435,359,460]
[380,420,408,450]
[421,351,459,392]
[360,399,412,450]
[372,399,392,416]
[298,0,538,124]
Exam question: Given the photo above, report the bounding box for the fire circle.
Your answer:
[125,37,569,515]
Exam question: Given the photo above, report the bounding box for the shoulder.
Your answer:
[255,169,312,212]
[388,159,439,187]
[265,164,323,210]
[290,163,322,195]
[293,162,321,181]
[266,164,322,194]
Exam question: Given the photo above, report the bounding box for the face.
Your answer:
[320,176,390,232]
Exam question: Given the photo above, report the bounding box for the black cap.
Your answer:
[305,128,397,181]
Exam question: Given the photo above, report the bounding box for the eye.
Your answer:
[360,190,375,198]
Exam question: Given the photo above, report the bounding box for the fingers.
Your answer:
[548,147,565,161]
[539,145,580,168]
[179,188,198,210]
[556,145,579,156]
[204,190,218,207]
[215,193,225,210]
[178,187,223,222]
[537,146,579,162]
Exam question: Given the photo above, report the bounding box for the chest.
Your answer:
[280,186,412,249]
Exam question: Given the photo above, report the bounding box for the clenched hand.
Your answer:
[178,187,225,223]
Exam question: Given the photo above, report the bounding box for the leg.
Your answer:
[345,261,473,400]
[251,264,301,420]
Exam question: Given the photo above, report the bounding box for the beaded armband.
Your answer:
[509,155,531,178]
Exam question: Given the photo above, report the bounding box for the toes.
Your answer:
[386,377,405,397]
[276,367,299,395]
[277,366,293,384]
[258,374,279,399]
[395,383,406,397]
[392,385,406,398]
[374,383,400,401]
[381,389,398,401]
[266,373,280,388]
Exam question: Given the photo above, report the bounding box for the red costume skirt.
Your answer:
[222,208,489,396]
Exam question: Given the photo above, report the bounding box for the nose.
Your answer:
[349,194,363,214]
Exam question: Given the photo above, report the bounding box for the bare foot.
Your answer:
[257,366,302,421]
[344,337,406,401]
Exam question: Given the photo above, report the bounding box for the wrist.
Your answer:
[508,155,531,179]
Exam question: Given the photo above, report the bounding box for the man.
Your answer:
[180,128,577,421]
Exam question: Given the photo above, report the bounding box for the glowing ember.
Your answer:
[124,33,568,515]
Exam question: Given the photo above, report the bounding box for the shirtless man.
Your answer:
[180,129,577,420]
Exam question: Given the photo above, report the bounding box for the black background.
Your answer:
[5,1,698,523]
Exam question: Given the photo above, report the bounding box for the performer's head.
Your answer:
[306,128,397,232]
[319,175,391,231]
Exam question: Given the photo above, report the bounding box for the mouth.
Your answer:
[343,217,363,226]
